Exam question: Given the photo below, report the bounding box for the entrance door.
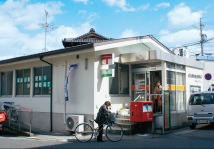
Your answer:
[132,72,150,101]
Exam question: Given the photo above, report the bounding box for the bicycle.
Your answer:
[74,114,123,142]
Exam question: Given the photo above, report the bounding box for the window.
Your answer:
[16,69,31,95]
[176,64,185,71]
[166,62,175,69]
[34,66,51,95]
[190,93,214,105]
[190,86,201,93]
[109,64,129,95]
[176,72,185,111]
[166,67,186,112]
[1,71,13,96]
[167,71,175,85]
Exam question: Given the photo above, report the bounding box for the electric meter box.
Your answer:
[130,101,153,122]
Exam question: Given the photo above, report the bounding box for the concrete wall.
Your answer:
[186,66,203,107]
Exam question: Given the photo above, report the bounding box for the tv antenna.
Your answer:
[38,10,58,52]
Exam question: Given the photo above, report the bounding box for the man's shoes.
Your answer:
[97,140,105,142]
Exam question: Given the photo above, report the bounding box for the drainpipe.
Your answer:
[39,56,53,132]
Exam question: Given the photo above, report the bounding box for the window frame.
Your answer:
[166,62,186,112]
[33,66,51,96]
[16,68,31,97]
[109,63,130,96]
[0,71,13,97]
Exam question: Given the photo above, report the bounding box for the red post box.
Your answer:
[130,101,153,122]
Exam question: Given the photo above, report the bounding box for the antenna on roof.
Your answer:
[38,10,58,52]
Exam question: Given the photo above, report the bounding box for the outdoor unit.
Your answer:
[66,115,84,131]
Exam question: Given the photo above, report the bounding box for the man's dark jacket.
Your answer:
[95,104,110,125]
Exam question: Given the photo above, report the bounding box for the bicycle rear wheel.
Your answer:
[74,123,93,142]
[105,123,123,142]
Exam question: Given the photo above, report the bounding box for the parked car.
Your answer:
[187,91,214,129]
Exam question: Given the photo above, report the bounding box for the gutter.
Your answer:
[39,56,53,132]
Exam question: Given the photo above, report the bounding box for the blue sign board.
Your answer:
[205,73,212,80]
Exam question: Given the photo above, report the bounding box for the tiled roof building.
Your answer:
[62,28,110,48]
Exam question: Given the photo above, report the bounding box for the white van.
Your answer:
[187,91,214,129]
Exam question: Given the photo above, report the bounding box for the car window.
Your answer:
[190,93,214,105]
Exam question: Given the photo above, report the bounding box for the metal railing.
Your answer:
[0,102,33,134]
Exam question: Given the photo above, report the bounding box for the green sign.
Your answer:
[35,76,38,82]
[164,92,170,130]
[28,77,31,82]
[24,77,28,82]
[27,83,30,88]
[17,78,20,83]
[43,75,47,81]
[39,76,42,81]
[102,69,114,77]
[47,82,51,87]
[35,83,38,88]
[43,82,47,87]
[39,82,42,88]
[20,78,23,83]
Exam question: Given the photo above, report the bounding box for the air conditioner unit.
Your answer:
[66,115,84,131]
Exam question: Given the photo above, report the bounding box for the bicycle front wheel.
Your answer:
[105,123,123,142]
[74,123,93,142]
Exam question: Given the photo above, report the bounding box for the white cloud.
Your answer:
[154,2,170,11]
[159,29,214,50]
[167,3,204,27]
[78,10,87,15]
[87,12,99,22]
[120,29,139,38]
[73,0,88,5]
[157,2,170,8]
[139,3,150,11]
[0,0,64,30]
[159,29,200,47]
[102,0,135,12]
[0,0,94,60]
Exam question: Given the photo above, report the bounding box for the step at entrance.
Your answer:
[116,115,137,135]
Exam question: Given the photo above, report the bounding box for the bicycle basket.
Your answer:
[107,113,116,122]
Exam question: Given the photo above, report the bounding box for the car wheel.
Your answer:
[189,124,196,129]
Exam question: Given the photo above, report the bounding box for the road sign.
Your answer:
[205,73,212,80]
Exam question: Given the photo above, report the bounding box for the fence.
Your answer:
[0,102,33,134]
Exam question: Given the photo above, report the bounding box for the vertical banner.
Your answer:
[164,91,170,130]
[64,64,77,101]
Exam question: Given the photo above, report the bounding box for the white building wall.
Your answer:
[186,66,203,105]
[51,52,95,115]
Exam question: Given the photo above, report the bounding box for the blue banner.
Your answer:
[64,64,77,101]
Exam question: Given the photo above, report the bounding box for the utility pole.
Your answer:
[200,18,206,56]
[38,10,58,52]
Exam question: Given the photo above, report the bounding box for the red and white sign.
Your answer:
[102,54,114,65]
[205,73,212,80]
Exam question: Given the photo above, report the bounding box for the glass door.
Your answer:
[132,72,150,101]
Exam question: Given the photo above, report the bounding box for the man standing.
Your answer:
[153,80,162,113]
[96,101,111,142]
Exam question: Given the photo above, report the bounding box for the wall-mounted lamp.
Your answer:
[85,58,88,69]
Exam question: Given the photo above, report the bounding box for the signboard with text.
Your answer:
[164,91,170,130]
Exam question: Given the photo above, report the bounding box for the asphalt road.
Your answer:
[0,124,214,148]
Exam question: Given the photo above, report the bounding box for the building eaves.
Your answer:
[0,43,93,65]
[94,35,174,55]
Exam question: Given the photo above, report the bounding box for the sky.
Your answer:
[0,0,214,60]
